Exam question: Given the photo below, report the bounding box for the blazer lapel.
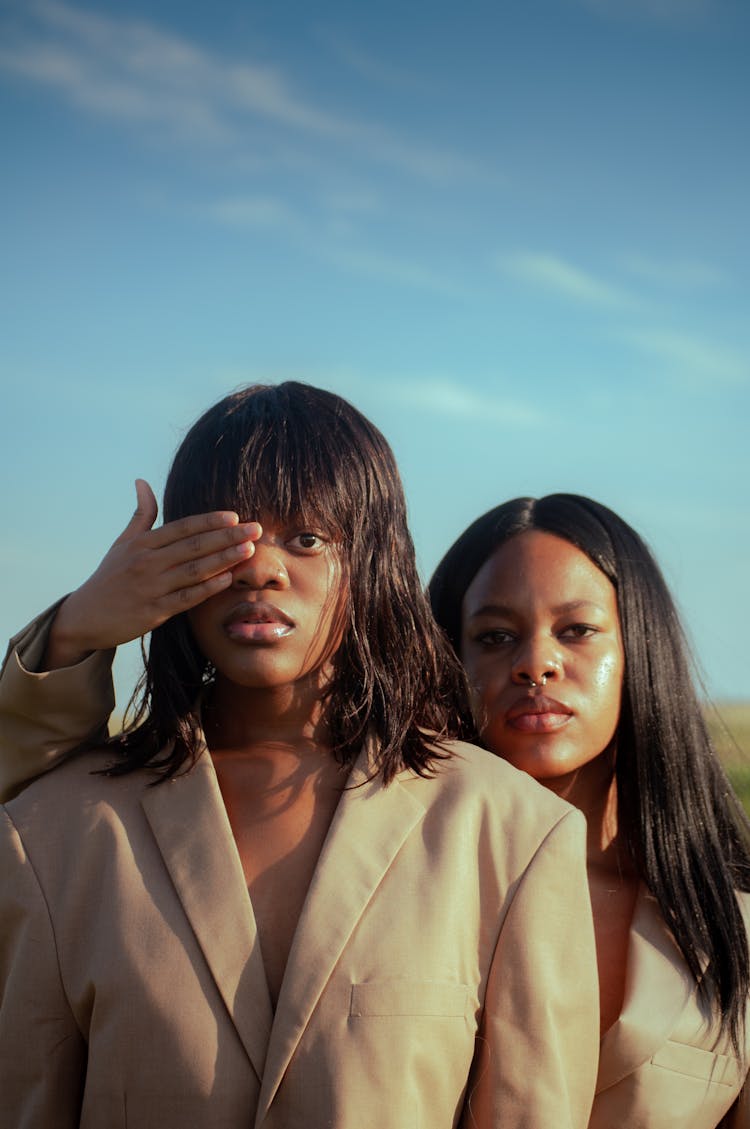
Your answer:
[141,749,274,1083]
[597,882,694,1093]
[255,747,427,1124]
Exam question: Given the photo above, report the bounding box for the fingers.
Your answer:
[111,520,261,610]
[146,510,255,551]
[143,524,262,617]
[156,522,261,575]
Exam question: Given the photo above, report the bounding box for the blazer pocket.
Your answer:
[651,1040,740,1088]
[349,981,468,1018]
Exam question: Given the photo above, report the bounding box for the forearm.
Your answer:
[0,604,115,801]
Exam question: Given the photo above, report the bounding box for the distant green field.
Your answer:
[706,702,750,813]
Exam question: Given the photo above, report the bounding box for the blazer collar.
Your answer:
[255,745,427,1124]
[141,748,273,1084]
[596,882,695,1093]
[141,737,427,1116]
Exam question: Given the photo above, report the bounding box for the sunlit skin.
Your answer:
[460,530,636,1034]
[187,516,349,1005]
[460,530,624,799]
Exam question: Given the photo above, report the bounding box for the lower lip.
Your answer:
[507,713,572,733]
[224,622,293,643]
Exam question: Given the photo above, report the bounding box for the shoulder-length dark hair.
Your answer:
[429,493,750,1052]
[107,382,471,783]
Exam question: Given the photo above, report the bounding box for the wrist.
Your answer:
[41,592,97,670]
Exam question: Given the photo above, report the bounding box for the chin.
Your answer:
[491,742,580,783]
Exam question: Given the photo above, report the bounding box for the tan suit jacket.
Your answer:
[0,613,599,1129]
[589,884,750,1129]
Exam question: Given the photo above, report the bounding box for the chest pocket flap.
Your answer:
[651,1040,740,1088]
[350,981,468,1017]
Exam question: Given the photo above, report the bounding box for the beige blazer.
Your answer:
[3,611,750,1129]
[589,884,750,1129]
[0,615,599,1129]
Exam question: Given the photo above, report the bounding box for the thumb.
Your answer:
[114,479,159,543]
[134,479,158,526]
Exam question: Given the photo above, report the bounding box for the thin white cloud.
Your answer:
[192,368,541,428]
[208,196,297,230]
[500,252,632,308]
[622,254,727,289]
[1,3,234,142]
[321,188,383,215]
[0,0,477,181]
[190,196,468,297]
[384,379,542,426]
[624,328,749,384]
[324,247,469,297]
[317,29,431,94]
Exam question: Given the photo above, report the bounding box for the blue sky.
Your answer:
[1,0,748,704]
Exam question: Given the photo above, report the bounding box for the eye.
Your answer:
[559,623,598,640]
[288,531,327,552]
[474,628,515,647]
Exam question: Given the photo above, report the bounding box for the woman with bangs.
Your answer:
[0,385,598,1129]
[428,495,750,1128]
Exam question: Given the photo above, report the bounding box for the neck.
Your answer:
[202,672,333,754]
[545,749,631,876]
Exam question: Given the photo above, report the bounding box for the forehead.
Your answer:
[463,530,617,616]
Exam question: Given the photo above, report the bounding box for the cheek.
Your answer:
[312,574,349,660]
[588,651,624,731]
[185,597,226,662]
[186,605,211,645]
[591,652,621,691]
[463,659,504,726]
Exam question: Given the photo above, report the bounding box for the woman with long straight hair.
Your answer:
[0,390,598,1129]
[428,494,750,1127]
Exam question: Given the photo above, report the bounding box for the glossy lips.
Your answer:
[505,693,573,733]
[222,600,294,643]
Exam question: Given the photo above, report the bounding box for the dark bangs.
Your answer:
[163,383,385,545]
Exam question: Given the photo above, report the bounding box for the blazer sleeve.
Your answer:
[0,807,87,1127]
[0,604,115,801]
[461,808,599,1129]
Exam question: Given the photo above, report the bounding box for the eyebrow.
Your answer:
[467,599,607,619]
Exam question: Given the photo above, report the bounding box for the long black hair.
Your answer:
[429,493,750,1053]
[107,382,472,782]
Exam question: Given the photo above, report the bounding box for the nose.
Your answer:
[231,538,290,590]
[510,635,561,687]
